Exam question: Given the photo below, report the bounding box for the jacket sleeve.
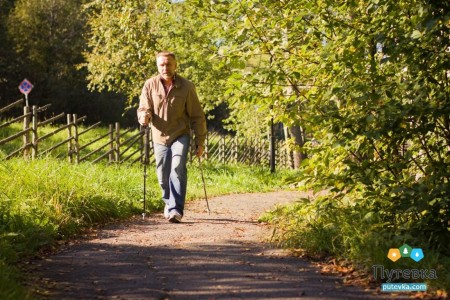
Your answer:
[137,80,153,125]
[186,84,207,147]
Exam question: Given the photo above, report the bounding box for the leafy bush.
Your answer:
[261,188,450,292]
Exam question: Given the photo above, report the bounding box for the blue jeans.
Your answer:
[153,135,190,216]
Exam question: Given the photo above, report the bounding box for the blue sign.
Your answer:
[19,79,33,95]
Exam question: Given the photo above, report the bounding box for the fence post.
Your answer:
[109,124,114,163]
[205,132,209,160]
[285,142,291,169]
[23,106,31,159]
[115,122,120,162]
[67,114,73,163]
[251,137,256,165]
[31,105,38,159]
[233,136,238,163]
[220,135,226,164]
[270,119,276,173]
[256,137,263,165]
[73,114,80,164]
[251,138,254,164]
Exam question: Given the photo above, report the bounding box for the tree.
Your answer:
[294,0,449,251]
[5,0,127,124]
[192,0,320,159]
[0,0,19,106]
[8,0,85,105]
[195,0,449,253]
[82,0,231,118]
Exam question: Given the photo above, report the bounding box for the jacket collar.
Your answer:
[158,74,180,88]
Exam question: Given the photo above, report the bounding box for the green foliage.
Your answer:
[0,159,145,251]
[298,0,449,254]
[261,195,450,291]
[6,0,87,111]
[0,260,32,300]
[82,0,230,114]
[8,0,83,77]
[193,0,320,132]
[224,0,450,293]
[188,161,292,198]
[0,0,15,87]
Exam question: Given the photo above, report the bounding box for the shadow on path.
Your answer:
[28,239,382,300]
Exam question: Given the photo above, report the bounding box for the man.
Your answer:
[137,51,207,223]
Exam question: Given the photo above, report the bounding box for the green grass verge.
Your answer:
[0,157,294,299]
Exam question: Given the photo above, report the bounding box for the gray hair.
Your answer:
[156,51,176,61]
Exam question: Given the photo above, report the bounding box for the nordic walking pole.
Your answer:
[198,156,211,215]
[142,126,150,219]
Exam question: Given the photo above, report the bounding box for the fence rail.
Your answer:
[0,100,292,168]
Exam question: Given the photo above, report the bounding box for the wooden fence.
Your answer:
[204,131,291,168]
[0,100,292,168]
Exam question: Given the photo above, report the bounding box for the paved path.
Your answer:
[28,191,388,299]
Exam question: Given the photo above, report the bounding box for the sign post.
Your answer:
[18,79,34,106]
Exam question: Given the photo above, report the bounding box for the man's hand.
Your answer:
[138,113,150,126]
[195,145,204,158]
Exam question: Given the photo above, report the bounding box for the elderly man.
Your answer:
[137,51,207,223]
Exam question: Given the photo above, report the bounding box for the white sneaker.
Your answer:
[164,205,169,219]
[168,211,182,223]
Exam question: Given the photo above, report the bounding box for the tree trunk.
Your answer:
[288,125,307,169]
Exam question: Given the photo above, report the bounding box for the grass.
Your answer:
[0,156,295,299]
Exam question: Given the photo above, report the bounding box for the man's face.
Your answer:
[156,55,177,80]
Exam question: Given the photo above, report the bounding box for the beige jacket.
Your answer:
[137,74,207,147]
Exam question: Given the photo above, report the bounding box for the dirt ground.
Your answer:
[26,191,394,300]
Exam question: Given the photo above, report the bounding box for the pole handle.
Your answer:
[142,126,150,165]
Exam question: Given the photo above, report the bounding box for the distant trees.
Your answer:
[1,0,128,124]
[0,0,17,104]
[7,0,84,106]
